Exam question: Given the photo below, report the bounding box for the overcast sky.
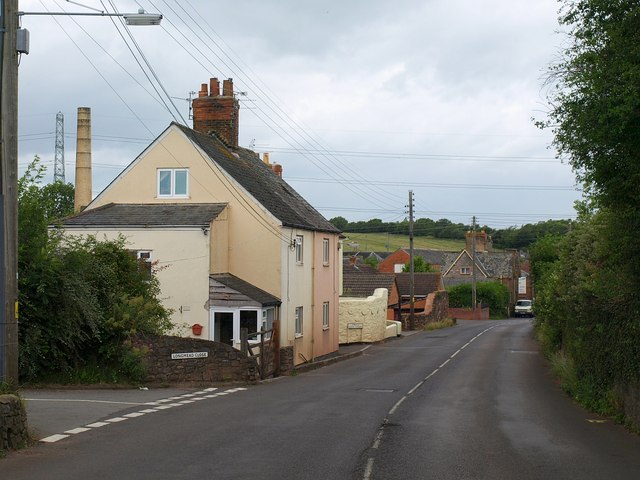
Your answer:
[17,0,579,228]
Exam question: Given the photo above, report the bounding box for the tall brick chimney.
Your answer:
[74,107,92,212]
[466,230,492,253]
[192,78,239,148]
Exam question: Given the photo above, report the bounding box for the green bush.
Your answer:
[446,281,509,318]
[18,158,172,382]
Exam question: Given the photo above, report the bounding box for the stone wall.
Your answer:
[279,346,294,376]
[0,395,28,452]
[132,334,258,386]
[339,288,389,344]
[400,290,449,330]
[449,306,490,320]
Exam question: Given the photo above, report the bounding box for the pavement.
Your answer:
[18,332,417,443]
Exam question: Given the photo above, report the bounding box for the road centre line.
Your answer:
[388,396,407,415]
[363,324,497,480]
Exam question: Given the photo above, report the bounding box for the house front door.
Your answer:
[213,311,234,346]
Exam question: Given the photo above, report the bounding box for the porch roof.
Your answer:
[210,273,281,307]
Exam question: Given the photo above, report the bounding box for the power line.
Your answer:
[150,0,404,211]
[287,176,578,191]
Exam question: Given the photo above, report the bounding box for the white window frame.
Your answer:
[295,306,303,337]
[209,307,263,347]
[322,302,330,330]
[461,267,471,275]
[322,238,330,266]
[157,168,189,198]
[295,235,304,265]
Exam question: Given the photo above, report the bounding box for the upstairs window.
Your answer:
[295,235,304,264]
[461,267,471,275]
[323,238,330,265]
[158,168,188,197]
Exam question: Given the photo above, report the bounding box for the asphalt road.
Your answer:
[3,319,639,479]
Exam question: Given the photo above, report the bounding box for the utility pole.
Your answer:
[408,190,415,330]
[54,111,65,183]
[0,0,20,384]
[471,216,477,317]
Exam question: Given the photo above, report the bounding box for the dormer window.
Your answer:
[158,168,188,197]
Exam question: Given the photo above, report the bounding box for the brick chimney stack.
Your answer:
[192,78,239,148]
[74,107,92,212]
[466,230,492,253]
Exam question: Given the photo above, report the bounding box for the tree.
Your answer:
[18,158,172,381]
[541,1,640,211]
[533,1,640,424]
[402,256,433,273]
[329,216,349,231]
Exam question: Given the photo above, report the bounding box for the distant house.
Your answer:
[58,78,341,366]
[392,272,444,317]
[441,231,520,308]
[342,262,399,319]
[378,248,447,273]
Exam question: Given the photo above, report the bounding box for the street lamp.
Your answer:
[0,1,161,383]
[17,8,163,26]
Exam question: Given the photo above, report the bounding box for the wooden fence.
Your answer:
[240,320,280,380]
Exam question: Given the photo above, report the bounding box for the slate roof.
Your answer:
[410,249,449,266]
[342,265,396,298]
[395,272,443,297]
[176,123,340,234]
[210,273,281,307]
[476,252,515,277]
[441,250,515,278]
[60,203,227,228]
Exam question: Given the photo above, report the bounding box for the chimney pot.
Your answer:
[263,152,270,165]
[209,78,220,97]
[198,83,208,97]
[273,163,283,177]
[222,78,233,97]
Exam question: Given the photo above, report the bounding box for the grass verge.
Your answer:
[425,318,456,331]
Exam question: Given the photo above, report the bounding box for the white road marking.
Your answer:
[37,387,248,443]
[40,434,69,443]
[25,398,145,406]
[363,458,375,480]
[124,412,146,418]
[389,396,407,415]
[362,324,499,480]
[85,422,109,428]
[64,427,91,434]
[105,417,128,423]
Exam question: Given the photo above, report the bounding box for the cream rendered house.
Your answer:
[60,78,341,366]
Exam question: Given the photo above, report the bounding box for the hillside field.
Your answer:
[342,232,464,252]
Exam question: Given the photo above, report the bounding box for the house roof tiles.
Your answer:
[395,272,443,297]
[60,203,227,227]
[176,124,340,234]
[342,264,396,298]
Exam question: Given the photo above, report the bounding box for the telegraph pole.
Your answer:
[0,0,20,384]
[471,216,477,316]
[408,190,415,330]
